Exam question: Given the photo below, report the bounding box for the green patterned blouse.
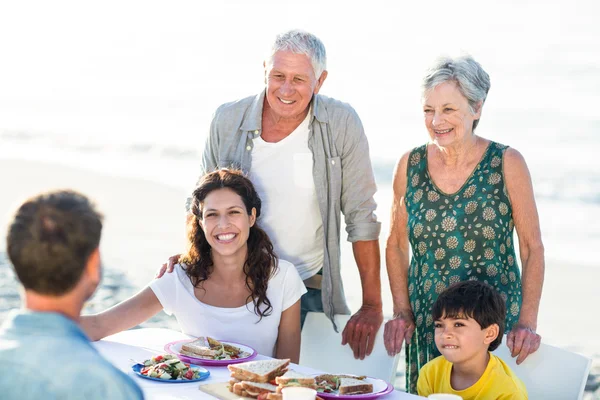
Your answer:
[403,141,522,393]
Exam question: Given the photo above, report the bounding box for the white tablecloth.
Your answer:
[93,328,425,400]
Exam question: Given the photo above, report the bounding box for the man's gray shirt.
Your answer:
[193,91,381,325]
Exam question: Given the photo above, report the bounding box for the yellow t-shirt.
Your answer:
[417,353,528,400]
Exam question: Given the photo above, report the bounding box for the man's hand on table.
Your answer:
[155,254,181,278]
[341,305,384,360]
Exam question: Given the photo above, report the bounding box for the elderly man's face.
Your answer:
[264,51,327,121]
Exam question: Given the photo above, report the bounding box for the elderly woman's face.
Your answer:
[423,81,481,147]
[264,50,327,121]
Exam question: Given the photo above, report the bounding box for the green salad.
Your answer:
[140,354,201,380]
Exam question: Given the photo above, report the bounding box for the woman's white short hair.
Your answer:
[266,29,327,79]
[422,55,491,131]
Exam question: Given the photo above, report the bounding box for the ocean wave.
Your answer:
[2,130,600,205]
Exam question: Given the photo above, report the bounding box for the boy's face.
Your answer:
[434,313,499,365]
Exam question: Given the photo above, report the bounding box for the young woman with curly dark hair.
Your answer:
[81,169,306,362]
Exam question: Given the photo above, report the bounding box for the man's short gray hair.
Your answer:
[422,55,491,131]
[267,29,327,79]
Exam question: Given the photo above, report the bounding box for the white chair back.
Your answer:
[300,312,401,383]
[493,335,591,400]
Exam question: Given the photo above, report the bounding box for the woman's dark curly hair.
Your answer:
[181,169,277,319]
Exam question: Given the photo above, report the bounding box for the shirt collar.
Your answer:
[239,90,329,133]
[1,309,89,341]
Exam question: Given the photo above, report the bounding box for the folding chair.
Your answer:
[493,335,592,400]
[299,312,401,383]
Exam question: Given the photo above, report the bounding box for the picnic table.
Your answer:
[93,328,425,400]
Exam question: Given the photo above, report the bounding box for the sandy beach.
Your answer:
[0,159,598,396]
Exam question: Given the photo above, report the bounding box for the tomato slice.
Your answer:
[257,393,269,400]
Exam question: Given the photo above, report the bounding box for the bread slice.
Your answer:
[228,359,290,383]
[276,370,317,387]
[242,381,278,397]
[275,370,317,393]
[228,378,241,392]
[338,378,373,395]
[232,382,248,397]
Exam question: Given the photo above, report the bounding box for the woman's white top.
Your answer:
[149,259,306,357]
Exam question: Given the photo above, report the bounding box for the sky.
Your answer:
[0,0,598,162]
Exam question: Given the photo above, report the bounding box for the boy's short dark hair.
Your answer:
[432,280,506,351]
[6,190,103,296]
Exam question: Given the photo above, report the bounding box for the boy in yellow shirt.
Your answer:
[417,281,527,399]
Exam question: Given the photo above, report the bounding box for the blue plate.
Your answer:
[132,363,210,383]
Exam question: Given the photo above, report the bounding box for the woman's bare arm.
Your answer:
[503,147,545,363]
[274,299,302,363]
[80,287,163,341]
[383,151,415,356]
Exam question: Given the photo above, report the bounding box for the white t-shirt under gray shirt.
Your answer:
[249,111,324,281]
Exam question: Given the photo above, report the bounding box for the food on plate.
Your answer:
[314,374,372,395]
[142,353,179,367]
[138,355,202,380]
[227,359,291,398]
[264,394,324,400]
[180,336,250,360]
[237,382,279,398]
[338,378,373,395]
[228,359,290,384]
[275,370,317,393]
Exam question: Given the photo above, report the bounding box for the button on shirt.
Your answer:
[0,310,144,400]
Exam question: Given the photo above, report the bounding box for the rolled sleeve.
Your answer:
[339,108,381,242]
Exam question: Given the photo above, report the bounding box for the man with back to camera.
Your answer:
[0,190,144,399]
[158,29,383,360]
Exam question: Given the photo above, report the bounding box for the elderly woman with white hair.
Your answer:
[384,56,544,393]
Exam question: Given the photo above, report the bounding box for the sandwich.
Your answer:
[314,374,370,394]
[275,370,317,393]
[181,337,220,359]
[207,336,243,355]
[338,378,373,395]
[228,359,290,384]
[181,336,244,359]
[230,381,279,398]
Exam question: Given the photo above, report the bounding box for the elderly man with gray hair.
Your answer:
[158,29,383,360]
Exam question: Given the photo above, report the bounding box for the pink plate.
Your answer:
[164,339,257,366]
[315,376,394,400]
